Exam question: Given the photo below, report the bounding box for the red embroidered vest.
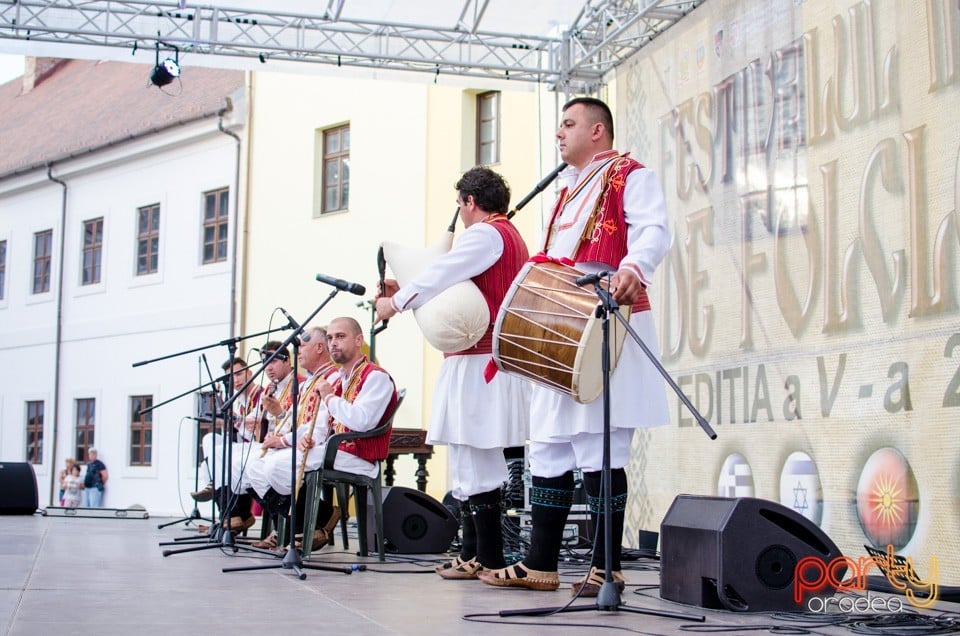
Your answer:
[546,155,651,313]
[335,361,398,463]
[447,216,529,357]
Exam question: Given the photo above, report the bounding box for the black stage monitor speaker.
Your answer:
[369,486,459,554]
[0,462,39,515]
[660,495,843,612]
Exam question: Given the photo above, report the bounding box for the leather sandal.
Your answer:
[435,555,470,574]
[251,532,278,550]
[571,567,626,597]
[437,556,484,580]
[477,562,560,591]
[293,529,331,552]
[311,529,332,552]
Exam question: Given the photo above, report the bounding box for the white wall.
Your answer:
[0,118,242,514]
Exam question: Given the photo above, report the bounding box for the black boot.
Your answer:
[234,492,254,522]
[436,499,479,578]
[215,486,231,514]
[523,472,575,572]
[458,500,476,561]
[581,469,628,572]
[469,489,505,569]
[477,473,572,591]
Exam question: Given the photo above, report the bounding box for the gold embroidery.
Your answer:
[330,358,369,439]
[579,156,630,247]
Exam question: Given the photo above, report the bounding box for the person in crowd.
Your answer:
[61,464,83,508]
[58,457,77,505]
[83,448,108,507]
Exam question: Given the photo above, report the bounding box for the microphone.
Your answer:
[279,307,310,342]
[185,416,213,422]
[574,271,610,287]
[508,162,568,219]
[315,273,366,296]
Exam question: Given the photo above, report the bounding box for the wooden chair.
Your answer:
[301,389,405,561]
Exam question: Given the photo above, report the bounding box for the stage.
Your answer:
[3,514,960,635]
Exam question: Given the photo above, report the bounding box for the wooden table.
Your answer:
[385,428,433,492]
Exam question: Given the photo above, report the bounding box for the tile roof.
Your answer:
[0,58,244,179]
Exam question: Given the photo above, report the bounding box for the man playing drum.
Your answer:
[376,167,530,580]
[479,97,671,595]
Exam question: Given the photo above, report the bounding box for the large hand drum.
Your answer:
[493,260,629,403]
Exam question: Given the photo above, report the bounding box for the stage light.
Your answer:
[150,57,180,87]
[149,36,181,90]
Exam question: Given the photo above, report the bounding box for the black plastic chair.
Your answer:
[301,388,405,561]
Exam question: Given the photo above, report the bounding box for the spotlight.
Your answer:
[150,36,181,88]
[150,57,180,87]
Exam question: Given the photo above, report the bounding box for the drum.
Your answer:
[493,260,628,403]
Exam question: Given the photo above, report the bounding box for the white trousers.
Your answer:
[201,432,256,492]
[527,428,635,477]
[264,445,379,496]
[447,443,508,500]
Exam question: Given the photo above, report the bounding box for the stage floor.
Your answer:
[3,513,960,635]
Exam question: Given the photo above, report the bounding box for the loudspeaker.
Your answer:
[0,462,39,515]
[368,486,459,554]
[660,495,842,612]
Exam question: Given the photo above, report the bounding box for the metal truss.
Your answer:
[561,0,705,86]
[0,0,703,91]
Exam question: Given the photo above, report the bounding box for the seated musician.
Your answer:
[225,340,300,534]
[246,327,341,550]
[262,317,398,552]
[191,356,264,531]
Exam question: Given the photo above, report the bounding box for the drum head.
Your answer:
[494,260,628,403]
[570,304,629,403]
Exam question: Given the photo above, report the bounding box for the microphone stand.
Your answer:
[150,373,229,538]
[157,356,214,530]
[222,290,353,579]
[136,327,286,555]
[500,274,713,621]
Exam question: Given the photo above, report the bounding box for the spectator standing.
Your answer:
[61,464,83,508]
[83,448,108,507]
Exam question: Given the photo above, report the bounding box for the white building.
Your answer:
[0,58,246,514]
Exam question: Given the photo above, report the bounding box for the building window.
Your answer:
[202,188,229,264]
[32,229,52,294]
[75,398,96,462]
[130,395,153,466]
[477,91,500,165]
[81,217,103,285]
[26,401,44,464]
[137,204,160,275]
[321,125,350,213]
[0,239,7,300]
